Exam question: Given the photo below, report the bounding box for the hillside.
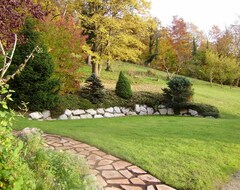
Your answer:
[79,61,240,119]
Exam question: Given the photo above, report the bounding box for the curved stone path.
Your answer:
[42,133,176,190]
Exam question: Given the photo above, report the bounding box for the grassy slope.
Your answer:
[13,62,240,190]
[79,62,240,118]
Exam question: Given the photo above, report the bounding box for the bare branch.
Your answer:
[1,34,18,79]
[5,46,40,83]
[0,40,6,56]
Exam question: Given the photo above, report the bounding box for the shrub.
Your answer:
[163,76,194,103]
[80,73,105,104]
[8,18,60,111]
[19,129,96,190]
[115,71,132,99]
[169,102,220,118]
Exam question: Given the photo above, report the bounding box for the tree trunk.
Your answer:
[210,70,213,87]
[92,62,99,77]
[87,55,92,66]
[236,78,240,87]
[105,59,112,71]
[98,64,102,77]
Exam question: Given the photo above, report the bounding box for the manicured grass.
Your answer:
[13,62,240,189]
[13,116,240,190]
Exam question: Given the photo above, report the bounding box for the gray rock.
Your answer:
[104,112,114,118]
[114,113,125,117]
[72,109,85,115]
[59,114,68,120]
[96,108,105,115]
[29,112,43,120]
[158,105,166,109]
[42,110,50,119]
[94,115,104,118]
[122,108,130,114]
[126,111,137,116]
[139,111,147,115]
[18,128,42,138]
[64,109,72,116]
[154,112,160,115]
[86,109,97,115]
[81,114,92,119]
[147,107,154,115]
[167,108,174,115]
[105,107,114,113]
[114,106,121,113]
[135,104,141,113]
[140,106,147,113]
[180,109,188,115]
[159,108,167,115]
[189,109,198,116]
[69,115,81,120]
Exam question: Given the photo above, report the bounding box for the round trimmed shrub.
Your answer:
[115,71,132,99]
[163,76,194,103]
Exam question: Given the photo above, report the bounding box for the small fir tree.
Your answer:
[115,71,132,99]
[80,73,105,104]
[8,18,60,111]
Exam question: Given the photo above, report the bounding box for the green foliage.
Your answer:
[80,73,105,104]
[19,130,96,190]
[115,71,133,99]
[163,76,194,104]
[0,128,36,190]
[0,83,36,190]
[8,18,60,111]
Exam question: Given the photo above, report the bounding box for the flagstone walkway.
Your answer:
[42,133,176,190]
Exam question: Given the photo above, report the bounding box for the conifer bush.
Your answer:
[163,76,193,103]
[80,73,105,104]
[8,18,60,111]
[115,71,132,99]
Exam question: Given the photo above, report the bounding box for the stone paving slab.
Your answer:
[41,133,176,190]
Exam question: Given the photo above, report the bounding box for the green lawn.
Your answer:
[13,62,240,190]
[13,116,240,190]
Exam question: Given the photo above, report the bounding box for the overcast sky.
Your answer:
[150,0,240,32]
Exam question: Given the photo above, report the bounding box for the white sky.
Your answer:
[150,0,240,32]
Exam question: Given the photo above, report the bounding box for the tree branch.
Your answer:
[5,45,39,83]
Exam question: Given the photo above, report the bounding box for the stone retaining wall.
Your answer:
[29,104,200,120]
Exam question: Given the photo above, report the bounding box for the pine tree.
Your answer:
[115,71,132,99]
[9,18,60,111]
[80,73,105,104]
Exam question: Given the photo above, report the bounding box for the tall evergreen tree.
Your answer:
[9,18,60,111]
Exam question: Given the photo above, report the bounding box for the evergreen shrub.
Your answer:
[80,73,105,104]
[163,76,193,103]
[115,71,132,99]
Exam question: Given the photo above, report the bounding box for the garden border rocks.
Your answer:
[28,104,205,120]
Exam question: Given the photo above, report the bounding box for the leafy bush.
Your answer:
[0,83,36,190]
[8,18,60,111]
[19,129,96,190]
[169,102,220,118]
[115,71,132,99]
[0,128,36,190]
[163,76,194,103]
